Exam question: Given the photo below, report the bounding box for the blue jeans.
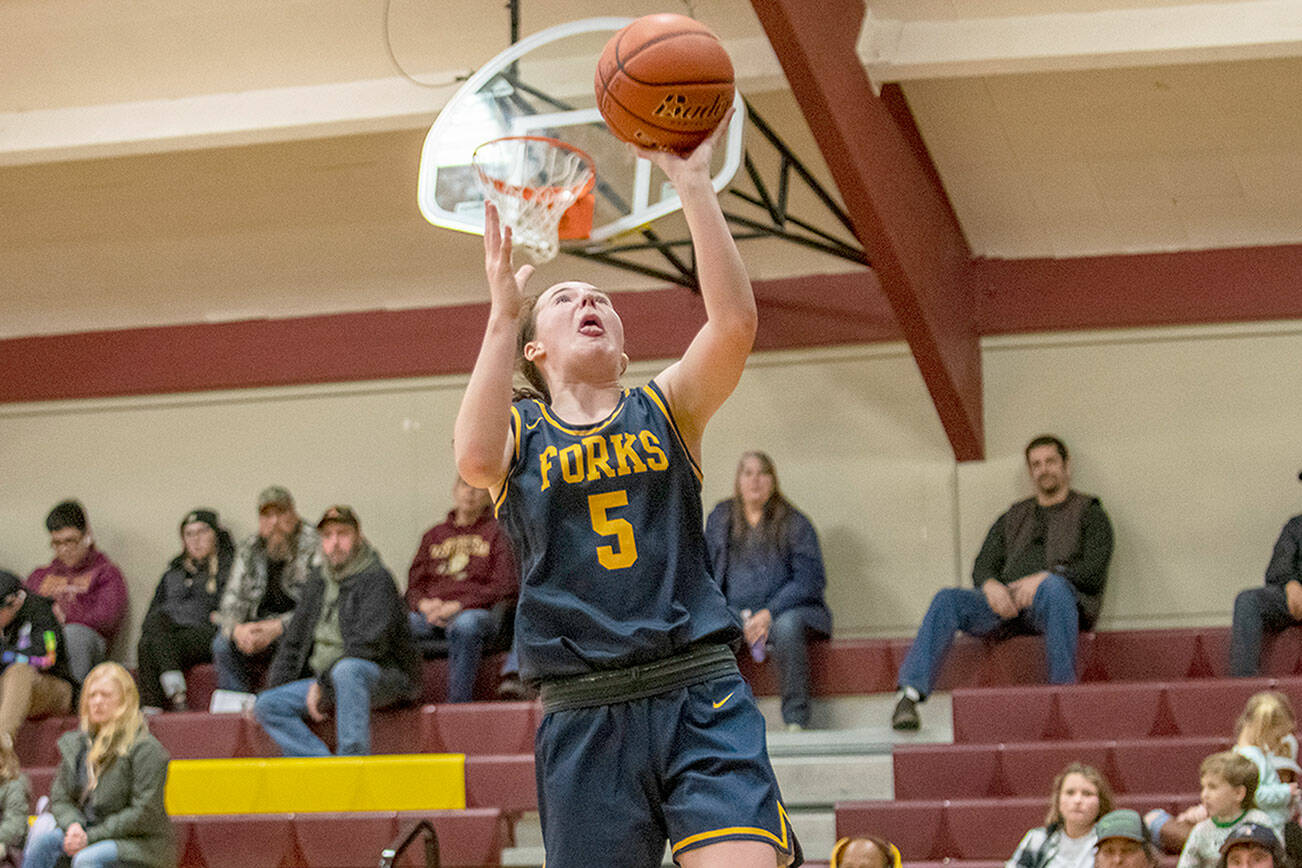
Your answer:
[1230,585,1296,676]
[22,827,119,868]
[408,607,499,702]
[253,657,402,756]
[767,605,828,727]
[897,573,1080,697]
[210,631,276,693]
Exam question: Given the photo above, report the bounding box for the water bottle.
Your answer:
[741,610,766,662]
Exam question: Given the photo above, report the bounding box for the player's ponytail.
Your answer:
[516,293,551,403]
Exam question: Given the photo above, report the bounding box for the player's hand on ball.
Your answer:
[631,107,734,186]
[482,202,535,318]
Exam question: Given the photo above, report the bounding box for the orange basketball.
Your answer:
[594,14,735,153]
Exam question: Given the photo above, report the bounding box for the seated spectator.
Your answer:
[705,451,831,731]
[25,501,126,685]
[1176,752,1272,868]
[1009,762,1113,868]
[831,835,900,868]
[1268,751,1302,865]
[212,486,319,694]
[406,476,518,702]
[1095,810,1159,868]
[0,571,74,740]
[1232,692,1298,843]
[1218,823,1286,868]
[254,506,421,756]
[137,508,234,713]
[22,662,174,868]
[892,435,1114,731]
[1009,762,1115,868]
[1230,513,1302,677]
[1149,694,1300,856]
[0,733,30,867]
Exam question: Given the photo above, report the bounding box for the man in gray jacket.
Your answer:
[211,486,319,693]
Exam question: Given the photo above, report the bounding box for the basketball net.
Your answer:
[472,136,596,264]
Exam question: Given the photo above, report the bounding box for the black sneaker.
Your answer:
[891,695,920,731]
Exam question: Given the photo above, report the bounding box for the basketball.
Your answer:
[594,14,735,153]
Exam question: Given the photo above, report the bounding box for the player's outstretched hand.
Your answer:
[483,201,535,318]
[632,106,735,188]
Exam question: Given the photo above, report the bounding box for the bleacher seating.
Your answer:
[833,627,1302,868]
[15,625,1302,865]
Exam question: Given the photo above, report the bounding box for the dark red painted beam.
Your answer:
[0,272,899,405]
[748,0,985,461]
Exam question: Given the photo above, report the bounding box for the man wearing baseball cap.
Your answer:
[1218,823,1286,868]
[211,486,319,694]
[1095,810,1159,868]
[253,506,421,756]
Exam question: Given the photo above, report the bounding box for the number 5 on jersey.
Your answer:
[588,491,638,569]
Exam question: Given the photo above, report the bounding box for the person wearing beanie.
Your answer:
[136,509,236,712]
[24,500,127,684]
[0,569,74,739]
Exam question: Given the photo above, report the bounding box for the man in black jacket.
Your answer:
[253,506,421,756]
[0,570,74,737]
[1229,514,1302,676]
[891,435,1114,731]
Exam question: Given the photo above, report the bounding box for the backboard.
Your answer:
[417,17,746,247]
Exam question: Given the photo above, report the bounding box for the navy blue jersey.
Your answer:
[496,381,741,683]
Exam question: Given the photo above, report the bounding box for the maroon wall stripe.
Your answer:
[0,272,899,405]
[973,245,1302,334]
[2,243,1299,406]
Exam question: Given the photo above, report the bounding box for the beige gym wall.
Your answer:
[1,320,1300,662]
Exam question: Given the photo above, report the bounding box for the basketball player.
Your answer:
[454,111,800,868]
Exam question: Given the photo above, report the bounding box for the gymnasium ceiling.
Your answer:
[2,0,1301,457]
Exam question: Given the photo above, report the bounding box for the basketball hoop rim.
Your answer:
[471,135,598,200]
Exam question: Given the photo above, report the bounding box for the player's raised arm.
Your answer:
[645,111,757,458]
[454,202,535,490]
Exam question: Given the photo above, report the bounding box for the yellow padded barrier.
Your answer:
[166,754,465,815]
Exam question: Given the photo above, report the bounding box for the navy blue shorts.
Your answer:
[534,671,801,868]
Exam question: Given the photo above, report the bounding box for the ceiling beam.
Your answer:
[861,0,1302,84]
[749,0,985,461]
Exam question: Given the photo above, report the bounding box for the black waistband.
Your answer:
[539,644,738,713]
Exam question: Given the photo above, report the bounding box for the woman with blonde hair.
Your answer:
[1007,762,1115,868]
[22,662,174,868]
[0,733,30,866]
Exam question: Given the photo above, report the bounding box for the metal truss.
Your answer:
[563,99,870,291]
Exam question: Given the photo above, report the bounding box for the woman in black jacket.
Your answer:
[136,508,233,712]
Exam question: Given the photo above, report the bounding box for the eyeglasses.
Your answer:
[49,534,85,550]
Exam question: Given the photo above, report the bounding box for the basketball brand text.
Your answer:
[652,92,727,122]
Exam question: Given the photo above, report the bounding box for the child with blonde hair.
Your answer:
[1233,691,1299,838]
[0,733,29,866]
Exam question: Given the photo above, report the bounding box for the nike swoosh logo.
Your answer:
[712,691,735,709]
[526,418,542,430]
